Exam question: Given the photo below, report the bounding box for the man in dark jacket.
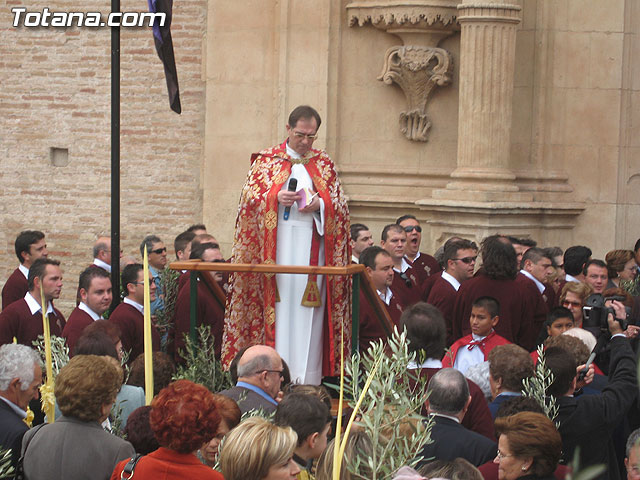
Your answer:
[546,302,637,480]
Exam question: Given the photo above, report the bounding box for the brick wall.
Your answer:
[0,0,207,315]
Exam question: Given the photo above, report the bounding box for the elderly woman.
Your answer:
[73,328,144,427]
[22,355,135,480]
[198,393,242,467]
[559,282,593,328]
[111,380,223,479]
[219,416,300,480]
[493,412,562,480]
[605,249,637,289]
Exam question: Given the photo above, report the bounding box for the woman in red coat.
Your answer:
[111,380,223,480]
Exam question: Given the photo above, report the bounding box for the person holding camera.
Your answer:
[545,301,637,480]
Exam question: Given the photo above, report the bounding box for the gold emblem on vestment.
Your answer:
[265,210,277,231]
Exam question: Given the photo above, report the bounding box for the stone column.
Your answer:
[435,2,526,201]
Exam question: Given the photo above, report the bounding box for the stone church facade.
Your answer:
[1,0,638,312]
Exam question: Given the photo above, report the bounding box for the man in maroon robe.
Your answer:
[173,242,225,362]
[396,215,441,285]
[452,235,537,351]
[426,239,478,345]
[2,230,48,310]
[0,258,64,346]
[63,267,113,355]
[109,264,161,364]
[358,246,404,352]
[350,223,374,264]
[515,247,556,345]
[381,224,421,307]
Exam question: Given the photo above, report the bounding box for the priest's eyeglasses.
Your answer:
[453,256,477,264]
[293,131,318,141]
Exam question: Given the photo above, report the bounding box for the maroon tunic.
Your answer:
[514,273,549,350]
[1,268,28,311]
[178,271,229,297]
[358,289,403,353]
[426,273,457,346]
[391,266,421,308]
[109,302,160,364]
[411,367,495,441]
[173,280,224,363]
[62,308,95,355]
[0,298,65,346]
[420,272,440,301]
[452,273,536,351]
[543,283,556,311]
[408,253,442,286]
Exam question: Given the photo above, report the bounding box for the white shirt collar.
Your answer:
[92,258,111,273]
[565,274,580,283]
[352,255,359,264]
[123,297,144,314]
[377,287,393,305]
[404,252,421,263]
[285,142,302,159]
[520,270,545,293]
[78,302,101,320]
[431,412,461,424]
[471,332,489,341]
[24,292,54,316]
[0,396,27,418]
[18,264,29,279]
[408,358,442,369]
[441,271,461,291]
[394,257,412,274]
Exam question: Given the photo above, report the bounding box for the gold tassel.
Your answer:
[23,407,34,427]
[301,279,321,307]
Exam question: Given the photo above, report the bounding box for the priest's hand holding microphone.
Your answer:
[277,177,320,217]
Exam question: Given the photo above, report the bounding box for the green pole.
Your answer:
[189,271,198,343]
[352,273,360,354]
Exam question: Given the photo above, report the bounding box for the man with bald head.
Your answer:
[92,236,116,273]
[219,345,284,415]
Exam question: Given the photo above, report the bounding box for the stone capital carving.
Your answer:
[346,1,459,142]
[347,1,459,30]
[378,45,453,141]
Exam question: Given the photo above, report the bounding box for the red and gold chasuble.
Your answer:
[222,141,351,376]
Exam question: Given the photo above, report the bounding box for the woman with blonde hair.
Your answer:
[219,416,300,480]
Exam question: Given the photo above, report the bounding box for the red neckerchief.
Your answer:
[467,330,495,351]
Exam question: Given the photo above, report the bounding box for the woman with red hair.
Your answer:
[110,380,223,479]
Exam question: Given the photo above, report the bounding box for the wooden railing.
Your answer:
[169,260,395,353]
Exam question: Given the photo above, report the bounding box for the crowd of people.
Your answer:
[1,104,640,479]
[0,222,639,479]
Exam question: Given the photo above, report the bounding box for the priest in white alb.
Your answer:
[222,105,351,384]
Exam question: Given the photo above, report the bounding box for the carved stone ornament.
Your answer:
[378,45,452,141]
[346,1,459,142]
[346,0,459,30]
